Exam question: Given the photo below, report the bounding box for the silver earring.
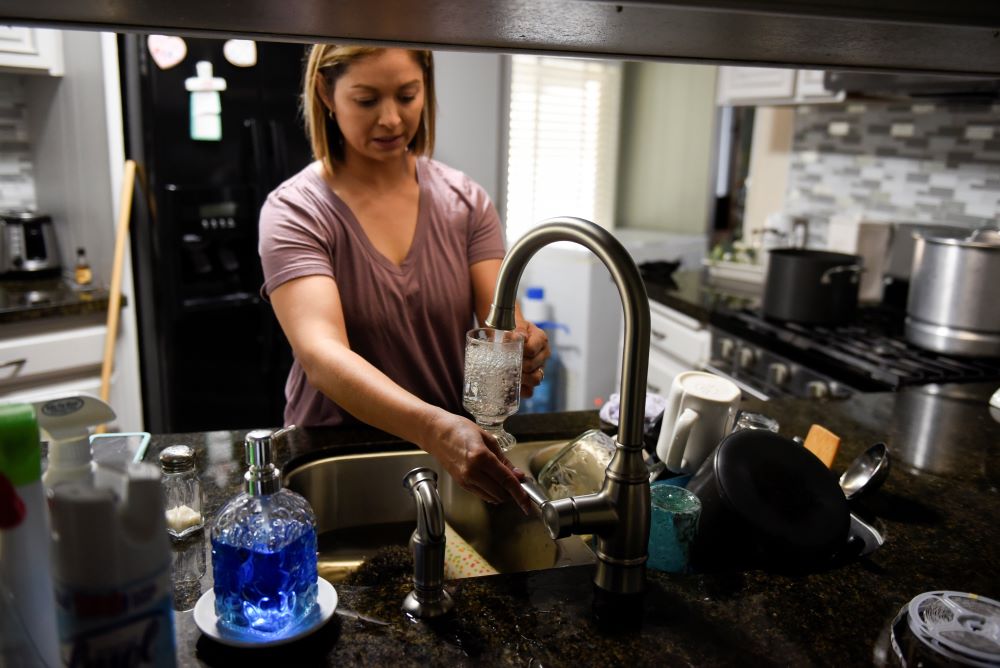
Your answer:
[328,109,335,119]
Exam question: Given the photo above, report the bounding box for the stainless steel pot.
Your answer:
[905,227,1000,357]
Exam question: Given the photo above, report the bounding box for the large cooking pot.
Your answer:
[905,227,1000,357]
[762,249,863,324]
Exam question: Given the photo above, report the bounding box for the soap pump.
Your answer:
[210,429,319,635]
[35,394,116,490]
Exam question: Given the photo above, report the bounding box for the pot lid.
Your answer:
[918,226,1000,250]
[712,429,851,563]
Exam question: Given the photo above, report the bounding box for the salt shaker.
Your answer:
[159,445,204,539]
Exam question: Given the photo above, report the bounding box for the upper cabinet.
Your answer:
[716,67,844,106]
[0,27,63,75]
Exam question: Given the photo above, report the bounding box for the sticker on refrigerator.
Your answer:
[147,35,187,70]
[223,40,257,68]
[184,61,227,142]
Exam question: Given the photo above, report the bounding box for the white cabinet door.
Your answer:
[794,69,845,103]
[646,348,696,397]
[717,66,796,105]
[649,301,711,369]
[0,27,63,75]
[717,66,843,106]
[0,322,107,406]
[1,374,103,404]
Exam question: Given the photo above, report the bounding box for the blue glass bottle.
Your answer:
[211,429,318,635]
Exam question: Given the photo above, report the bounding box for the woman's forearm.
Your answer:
[297,339,446,449]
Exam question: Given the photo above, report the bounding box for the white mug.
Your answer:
[655,371,741,475]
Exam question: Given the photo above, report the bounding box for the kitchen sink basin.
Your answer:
[284,439,595,582]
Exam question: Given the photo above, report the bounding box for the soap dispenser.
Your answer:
[210,429,318,635]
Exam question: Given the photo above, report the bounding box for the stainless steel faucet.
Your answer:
[485,217,651,595]
[401,467,454,618]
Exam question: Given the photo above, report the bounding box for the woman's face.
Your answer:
[324,49,425,164]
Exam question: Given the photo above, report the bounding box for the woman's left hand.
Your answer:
[516,320,551,398]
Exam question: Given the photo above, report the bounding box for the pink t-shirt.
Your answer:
[259,157,506,427]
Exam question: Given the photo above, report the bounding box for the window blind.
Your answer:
[504,55,623,245]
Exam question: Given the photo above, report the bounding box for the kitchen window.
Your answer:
[503,55,623,245]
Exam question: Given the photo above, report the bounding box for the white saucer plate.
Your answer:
[194,578,337,648]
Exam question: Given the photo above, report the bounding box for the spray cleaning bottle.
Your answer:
[0,403,61,667]
[36,394,116,490]
[31,394,176,665]
[48,462,176,666]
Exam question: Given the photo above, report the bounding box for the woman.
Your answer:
[259,45,548,512]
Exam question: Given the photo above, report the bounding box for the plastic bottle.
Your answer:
[36,394,116,490]
[48,462,176,666]
[0,403,61,667]
[520,286,568,414]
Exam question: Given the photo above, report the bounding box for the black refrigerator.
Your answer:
[119,35,311,433]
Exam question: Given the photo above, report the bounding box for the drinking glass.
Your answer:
[463,327,524,451]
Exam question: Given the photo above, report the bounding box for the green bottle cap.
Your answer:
[0,403,42,486]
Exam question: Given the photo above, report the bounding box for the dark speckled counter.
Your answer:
[159,392,999,666]
[643,268,760,324]
[0,278,114,324]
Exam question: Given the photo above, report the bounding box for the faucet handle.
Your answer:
[520,477,549,508]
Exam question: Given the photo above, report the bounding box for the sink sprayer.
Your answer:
[402,467,454,618]
[486,217,652,595]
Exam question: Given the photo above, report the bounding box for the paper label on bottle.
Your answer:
[55,568,176,667]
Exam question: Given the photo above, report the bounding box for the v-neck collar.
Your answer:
[313,158,428,275]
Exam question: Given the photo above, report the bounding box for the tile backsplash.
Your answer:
[0,74,37,211]
[786,100,1000,244]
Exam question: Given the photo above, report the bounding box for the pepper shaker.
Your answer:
[159,445,204,539]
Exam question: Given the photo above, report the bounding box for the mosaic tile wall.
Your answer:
[0,74,37,211]
[785,100,1000,243]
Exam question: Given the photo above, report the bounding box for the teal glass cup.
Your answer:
[648,482,701,573]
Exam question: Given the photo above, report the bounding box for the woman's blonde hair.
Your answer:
[303,45,436,166]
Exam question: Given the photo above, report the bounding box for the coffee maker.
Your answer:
[0,210,63,279]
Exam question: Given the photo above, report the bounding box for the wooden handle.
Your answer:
[803,423,841,469]
[98,160,138,415]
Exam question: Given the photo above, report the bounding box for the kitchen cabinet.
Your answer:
[0,316,106,403]
[716,66,844,106]
[644,300,711,396]
[0,26,63,75]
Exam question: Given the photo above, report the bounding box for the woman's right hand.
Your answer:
[423,410,533,515]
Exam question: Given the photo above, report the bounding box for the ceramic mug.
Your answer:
[655,371,741,475]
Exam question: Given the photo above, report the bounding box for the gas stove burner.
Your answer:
[709,306,1000,399]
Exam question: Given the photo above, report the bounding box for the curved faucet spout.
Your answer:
[485,217,650,449]
[489,217,652,595]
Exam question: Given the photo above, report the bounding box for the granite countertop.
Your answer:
[643,268,760,324]
[0,278,114,325]
[156,389,1000,666]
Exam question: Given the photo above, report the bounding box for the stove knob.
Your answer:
[806,380,830,399]
[738,347,757,370]
[719,338,735,360]
[768,362,790,387]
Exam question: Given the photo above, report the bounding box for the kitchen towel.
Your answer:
[444,523,498,579]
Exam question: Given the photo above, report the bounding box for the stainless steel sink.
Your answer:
[284,439,595,582]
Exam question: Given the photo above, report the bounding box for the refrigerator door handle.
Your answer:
[267,119,288,184]
[244,117,268,192]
